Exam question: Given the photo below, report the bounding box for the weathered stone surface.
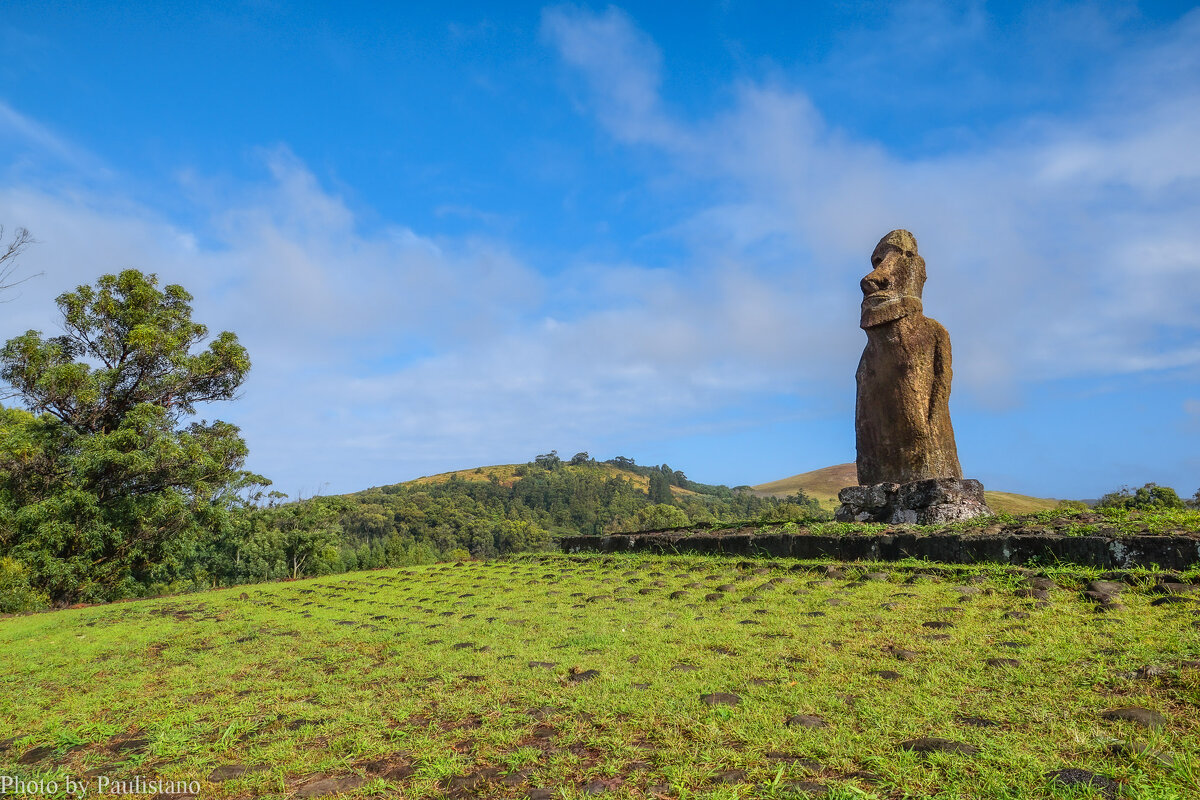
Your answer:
[836,478,990,524]
[855,230,962,485]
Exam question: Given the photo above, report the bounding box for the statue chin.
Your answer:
[860,295,922,328]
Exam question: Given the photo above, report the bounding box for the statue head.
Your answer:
[860,229,927,328]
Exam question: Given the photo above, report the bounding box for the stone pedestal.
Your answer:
[836,478,992,525]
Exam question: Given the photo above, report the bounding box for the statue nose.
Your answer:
[861,270,888,294]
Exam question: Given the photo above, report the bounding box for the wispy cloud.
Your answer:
[0,99,113,179]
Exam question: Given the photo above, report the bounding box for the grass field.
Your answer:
[2,554,1198,799]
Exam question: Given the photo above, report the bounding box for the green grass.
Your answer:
[935,507,1200,536]
[2,554,1199,799]
[700,507,1200,538]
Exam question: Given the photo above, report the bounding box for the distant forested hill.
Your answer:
[334,451,823,569]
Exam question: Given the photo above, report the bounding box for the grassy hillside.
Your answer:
[752,463,1062,515]
[752,464,859,510]
[982,491,1062,516]
[2,555,1197,799]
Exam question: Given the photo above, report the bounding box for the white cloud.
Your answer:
[540,4,1200,402]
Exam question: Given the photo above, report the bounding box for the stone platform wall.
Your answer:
[558,528,1200,571]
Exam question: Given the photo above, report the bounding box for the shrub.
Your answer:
[632,504,691,531]
[0,557,49,613]
[1097,483,1185,511]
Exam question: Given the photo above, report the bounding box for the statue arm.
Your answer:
[929,323,952,425]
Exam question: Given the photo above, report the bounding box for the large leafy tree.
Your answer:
[0,270,266,603]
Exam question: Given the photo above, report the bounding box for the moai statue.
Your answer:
[836,230,991,524]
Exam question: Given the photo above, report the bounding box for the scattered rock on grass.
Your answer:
[700,692,741,706]
[785,714,828,729]
[567,669,600,683]
[953,715,999,727]
[712,769,747,784]
[583,777,623,794]
[885,646,921,661]
[766,752,821,770]
[208,764,269,782]
[109,737,150,753]
[1152,582,1197,595]
[1105,742,1173,766]
[1150,596,1193,606]
[986,658,1021,668]
[899,737,979,756]
[17,746,55,764]
[1045,768,1119,798]
[294,776,366,798]
[1101,707,1166,728]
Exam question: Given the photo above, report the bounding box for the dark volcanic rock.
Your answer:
[17,745,55,764]
[1045,768,1119,798]
[953,715,999,727]
[899,737,979,756]
[567,669,600,683]
[1151,595,1193,606]
[1100,707,1166,728]
[294,776,366,798]
[209,764,269,782]
[1152,582,1197,595]
[1105,742,1173,766]
[986,657,1021,668]
[700,692,741,706]
[785,714,829,728]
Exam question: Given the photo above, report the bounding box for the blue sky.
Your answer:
[1,1,1198,501]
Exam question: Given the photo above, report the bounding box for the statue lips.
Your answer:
[861,291,897,307]
[859,289,918,329]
